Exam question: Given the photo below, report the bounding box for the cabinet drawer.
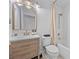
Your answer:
[12,44,37,52]
[11,39,38,49]
[13,51,37,59]
[12,45,38,57]
[10,39,39,59]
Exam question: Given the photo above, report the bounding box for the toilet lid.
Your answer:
[46,45,59,53]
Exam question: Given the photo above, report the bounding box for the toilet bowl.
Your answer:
[46,45,59,59]
[42,36,59,59]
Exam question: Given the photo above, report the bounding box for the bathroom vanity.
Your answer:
[9,1,39,59]
[9,35,40,59]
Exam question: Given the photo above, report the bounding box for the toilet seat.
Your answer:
[46,45,59,54]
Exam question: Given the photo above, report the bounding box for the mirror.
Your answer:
[12,2,37,32]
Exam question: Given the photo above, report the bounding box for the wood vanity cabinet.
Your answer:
[9,38,39,59]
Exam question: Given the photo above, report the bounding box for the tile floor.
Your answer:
[41,53,64,59]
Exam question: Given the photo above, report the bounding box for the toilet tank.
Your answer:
[42,35,51,46]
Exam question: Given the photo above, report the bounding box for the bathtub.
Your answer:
[57,44,70,59]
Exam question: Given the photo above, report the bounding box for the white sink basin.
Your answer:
[9,35,40,42]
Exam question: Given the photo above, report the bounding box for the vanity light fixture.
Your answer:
[16,0,22,3]
[17,3,23,6]
[25,1,31,6]
[16,0,40,9]
[16,0,32,8]
[25,1,32,9]
[16,0,23,6]
[26,5,32,9]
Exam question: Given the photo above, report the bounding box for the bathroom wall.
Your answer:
[56,4,70,48]
[56,4,70,59]
[37,8,51,36]
[63,5,70,48]
[56,6,64,45]
[36,8,51,54]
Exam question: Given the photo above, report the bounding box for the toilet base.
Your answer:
[47,53,58,59]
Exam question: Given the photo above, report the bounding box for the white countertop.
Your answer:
[9,35,40,42]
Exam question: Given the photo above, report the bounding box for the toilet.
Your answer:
[42,36,59,59]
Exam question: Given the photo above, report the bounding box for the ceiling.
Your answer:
[38,0,70,9]
[10,0,70,9]
[38,0,52,9]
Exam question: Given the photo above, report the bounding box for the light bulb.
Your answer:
[26,5,32,9]
[16,0,21,3]
[17,3,23,6]
[25,1,31,6]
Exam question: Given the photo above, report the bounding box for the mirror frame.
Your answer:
[11,2,37,33]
